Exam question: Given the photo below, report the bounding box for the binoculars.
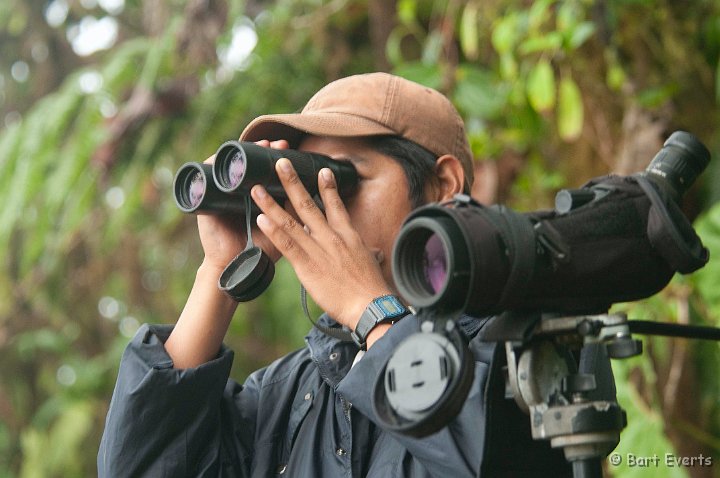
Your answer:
[173,140,359,302]
[174,140,358,215]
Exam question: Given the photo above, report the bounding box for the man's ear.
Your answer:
[432,154,466,202]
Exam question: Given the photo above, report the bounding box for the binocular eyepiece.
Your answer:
[174,140,359,214]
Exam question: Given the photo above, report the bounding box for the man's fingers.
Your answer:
[254,139,288,149]
[275,158,332,236]
[270,139,289,149]
[251,184,320,258]
[255,212,314,265]
[319,168,353,231]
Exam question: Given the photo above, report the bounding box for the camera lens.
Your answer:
[424,233,448,294]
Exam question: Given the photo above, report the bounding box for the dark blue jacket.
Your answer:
[97,314,568,477]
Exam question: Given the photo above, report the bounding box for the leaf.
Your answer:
[637,84,678,108]
[518,32,563,55]
[607,63,627,91]
[526,59,556,113]
[385,26,408,66]
[459,3,480,60]
[491,15,518,54]
[557,75,584,141]
[453,66,508,119]
[397,0,417,26]
[528,0,553,31]
[499,52,518,80]
[556,1,579,31]
[568,21,596,49]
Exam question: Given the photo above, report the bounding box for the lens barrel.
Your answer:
[213,141,281,195]
[392,213,474,313]
[174,162,245,214]
[212,140,358,198]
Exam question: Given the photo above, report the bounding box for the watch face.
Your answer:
[376,296,405,316]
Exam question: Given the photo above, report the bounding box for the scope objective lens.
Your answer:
[424,233,448,294]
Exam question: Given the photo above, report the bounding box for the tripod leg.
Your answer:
[572,458,603,478]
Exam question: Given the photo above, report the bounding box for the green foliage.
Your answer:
[0,0,719,476]
[694,204,720,318]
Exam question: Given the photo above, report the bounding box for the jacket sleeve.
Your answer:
[335,316,495,478]
[97,324,259,478]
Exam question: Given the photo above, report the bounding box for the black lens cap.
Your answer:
[218,246,275,301]
[372,320,475,438]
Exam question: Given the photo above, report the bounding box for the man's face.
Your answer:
[297,135,417,290]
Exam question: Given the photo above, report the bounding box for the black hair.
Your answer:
[366,136,439,208]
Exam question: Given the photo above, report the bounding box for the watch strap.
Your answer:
[351,295,409,349]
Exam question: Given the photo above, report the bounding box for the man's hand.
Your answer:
[251,158,392,331]
[197,140,286,272]
[166,140,289,369]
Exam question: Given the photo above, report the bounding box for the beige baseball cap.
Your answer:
[240,72,474,190]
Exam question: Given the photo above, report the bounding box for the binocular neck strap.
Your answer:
[245,195,255,248]
[300,285,354,342]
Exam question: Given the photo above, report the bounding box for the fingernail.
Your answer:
[256,213,270,228]
[252,185,267,199]
[277,158,292,174]
[321,168,333,183]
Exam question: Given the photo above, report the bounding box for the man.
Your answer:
[98,72,568,477]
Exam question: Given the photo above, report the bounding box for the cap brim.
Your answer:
[240,112,397,147]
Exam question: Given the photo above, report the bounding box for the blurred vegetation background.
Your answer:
[1,0,719,476]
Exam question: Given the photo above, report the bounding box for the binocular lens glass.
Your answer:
[423,233,448,294]
[228,151,246,189]
[188,171,205,208]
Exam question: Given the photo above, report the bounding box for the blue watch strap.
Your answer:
[351,295,409,349]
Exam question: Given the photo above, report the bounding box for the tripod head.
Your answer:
[488,312,639,478]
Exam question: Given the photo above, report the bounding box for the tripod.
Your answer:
[482,311,720,478]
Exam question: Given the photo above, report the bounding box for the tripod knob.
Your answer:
[562,374,597,395]
[606,337,643,359]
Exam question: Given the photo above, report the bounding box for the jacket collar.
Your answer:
[304,313,490,389]
[305,314,357,389]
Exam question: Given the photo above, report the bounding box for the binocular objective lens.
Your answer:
[423,233,448,294]
[188,171,205,208]
[229,151,246,189]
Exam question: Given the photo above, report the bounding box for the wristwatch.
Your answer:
[351,295,409,350]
